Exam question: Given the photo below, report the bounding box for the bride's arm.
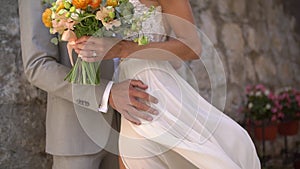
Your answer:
[118,0,201,61]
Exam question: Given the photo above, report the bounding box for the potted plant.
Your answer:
[275,88,300,136]
[242,84,279,141]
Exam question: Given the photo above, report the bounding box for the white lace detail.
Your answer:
[127,0,167,42]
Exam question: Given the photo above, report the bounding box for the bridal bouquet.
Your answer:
[42,0,154,85]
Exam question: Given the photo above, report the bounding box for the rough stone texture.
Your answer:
[199,10,218,45]
[222,23,246,85]
[0,0,299,168]
[254,55,277,84]
[0,0,52,168]
[0,103,52,169]
[190,0,300,114]
[244,26,258,52]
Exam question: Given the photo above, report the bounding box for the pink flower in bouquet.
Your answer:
[96,6,121,30]
[51,14,76,34]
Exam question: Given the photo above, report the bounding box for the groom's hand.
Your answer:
[109,80,159,125]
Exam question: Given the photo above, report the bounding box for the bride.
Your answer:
[74,0,261,168]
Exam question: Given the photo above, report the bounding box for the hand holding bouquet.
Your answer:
[42,0,153,85]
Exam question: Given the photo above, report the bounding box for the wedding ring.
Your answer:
[92,50,97,57]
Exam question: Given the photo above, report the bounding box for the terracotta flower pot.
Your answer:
[254,123,278,141]
[278,120,299,136]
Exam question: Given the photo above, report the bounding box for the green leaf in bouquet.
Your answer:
[122,9,132,18]
[64,57,100,85]
[118,2,127,12]
[103,30,114,37]
[94,28,104,38]
[87,62,100,85]
[73,59,81,83]
[50,37,59,45]
[138,35,149,45]
[64,66,74,82]
[64,1,71,9]
[65,58,78,83]
[88,62,98,84]
[119,0,129,3]
[58,9,68,15]
[74,14,100,38]
[70,6,76,13]
[82,61,87,84]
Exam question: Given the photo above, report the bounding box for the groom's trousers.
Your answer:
[52,151,118,169]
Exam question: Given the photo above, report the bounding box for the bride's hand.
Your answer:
[74,36,121,62]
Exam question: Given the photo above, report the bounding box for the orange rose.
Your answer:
[106,0,118,7]
[72,0,90,9]
[89,0,102,9]
[42,8,52,28]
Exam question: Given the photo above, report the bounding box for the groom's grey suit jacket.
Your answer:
[19,0,117,155]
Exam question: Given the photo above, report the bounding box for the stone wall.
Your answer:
[0,0,299,168]
[0,0,52,168]
[190,0,300,118]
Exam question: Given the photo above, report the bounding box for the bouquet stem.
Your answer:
[64,58,100,85]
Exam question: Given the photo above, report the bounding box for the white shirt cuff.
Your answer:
[98,81,114,113]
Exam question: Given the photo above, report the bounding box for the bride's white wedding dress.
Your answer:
[118,0,261,168]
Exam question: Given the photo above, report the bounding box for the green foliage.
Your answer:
[50,37,59,45]
[64,59,100,85]
[74,14,101,38]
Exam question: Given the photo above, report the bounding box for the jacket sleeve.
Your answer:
[18,0,110,112]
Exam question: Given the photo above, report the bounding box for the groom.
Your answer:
[18,0,158,168]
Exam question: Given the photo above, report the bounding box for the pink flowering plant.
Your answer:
[275,88,300,121]
[243,84,278,122]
